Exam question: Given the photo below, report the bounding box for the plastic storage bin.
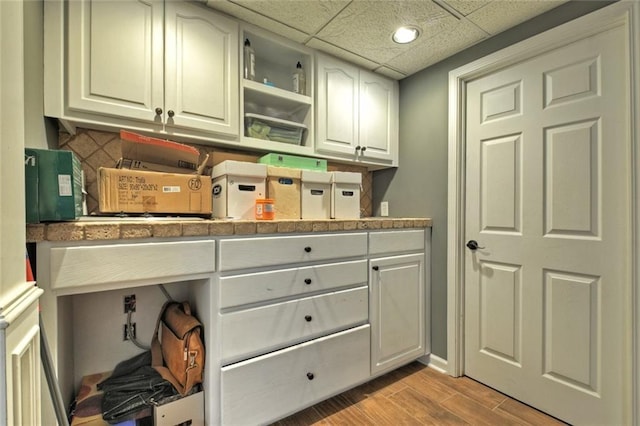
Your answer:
[301,170,332,220]
[331,171,361,219]
[212,161,267,219]
[245,113,307,145]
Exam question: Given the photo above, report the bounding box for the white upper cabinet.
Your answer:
[67,0,164,124]
[316,53,399,167]
[164,1,238,136]
[52,0,239,138]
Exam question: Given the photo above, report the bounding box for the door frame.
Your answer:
[446,1,640,424]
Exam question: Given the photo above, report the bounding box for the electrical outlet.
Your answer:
[380,201,389,217]
[123,323,136,341]
[124,294,136,313]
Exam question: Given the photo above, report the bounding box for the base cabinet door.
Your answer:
[370,253,425,375]
[221,325,370,425]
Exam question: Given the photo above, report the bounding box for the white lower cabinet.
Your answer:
[218,229,429,424]
[221,325,370,426]
[369,230,427,375]
[370,253,425,375]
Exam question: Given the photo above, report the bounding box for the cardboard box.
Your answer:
[331,171,361,219]
[258,153,327,171]
[98,168,212,215]
[120,130,200,171]
[301,170,332,220]
[211,161,266,219]
[267,166,301,219]
[24,148,83,223]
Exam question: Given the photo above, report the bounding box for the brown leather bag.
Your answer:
[151,301,204,396]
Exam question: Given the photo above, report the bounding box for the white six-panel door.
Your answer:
[464,23,630,425]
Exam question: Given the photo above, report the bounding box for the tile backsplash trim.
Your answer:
[59,128,373,217]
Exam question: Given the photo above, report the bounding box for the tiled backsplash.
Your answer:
[58,128,373,216]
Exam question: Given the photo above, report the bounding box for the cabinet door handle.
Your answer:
[155,107,163,116]
[372,266,379,271]
[306,372,314,380]
[304,246,312,253]
[305,315,312,322]
[167,110,175,118]
[361,146,367,152]
[355,146,361,151]
[304,278,312,285]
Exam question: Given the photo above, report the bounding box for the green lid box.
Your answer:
[258,153,327,171]
[25,148,83,223]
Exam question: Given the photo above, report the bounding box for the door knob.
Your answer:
[155,107,163,116]
[466,240,485,250]
[167,110,175,118]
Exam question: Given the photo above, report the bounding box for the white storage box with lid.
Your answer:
[266,166,301,219]
[331,171,361,219]
[244,113,307,145]
[301,170,332,219]
[212,160,267,219]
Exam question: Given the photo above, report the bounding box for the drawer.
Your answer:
[219,259,367,309]
[218,233,367,271]
[369,229,425,255]
[48,240,216,294]
[221,325,370,426]
[221,286,368,364]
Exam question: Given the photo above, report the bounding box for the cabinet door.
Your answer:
[315,54,359,156]
[164,1,239,136]
[359,70,398,162]
[370,253,425,375]
[67,0,164,123]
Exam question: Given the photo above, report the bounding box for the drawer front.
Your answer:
[222,325,370,426]
[49,240,216,293]
[369,229,425,255]
[221,286,368,364]
[218,233,367,271]
[220,259,368,309]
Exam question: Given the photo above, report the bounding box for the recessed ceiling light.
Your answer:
[392,26,420,44]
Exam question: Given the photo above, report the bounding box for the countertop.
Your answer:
[27,218,432,242]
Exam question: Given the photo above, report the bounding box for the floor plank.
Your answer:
[271,362,564,426]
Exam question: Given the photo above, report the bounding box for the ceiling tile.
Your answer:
[205,0,309,43]
[467,0,569,35]
[385,18,487,75]
[306,38,380,70]
[231,0,351,35]
[315,0,459,64]
[440,0,491,16]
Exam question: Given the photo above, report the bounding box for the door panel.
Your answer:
[465,24,630,425]
[67,0,163,121]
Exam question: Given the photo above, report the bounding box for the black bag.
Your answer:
[98,351,177,424]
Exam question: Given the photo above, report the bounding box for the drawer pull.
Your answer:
[304,278,312,285]
[304,246,312,253]
[304,315,312,322]
[306,372,314,380]
[372,266,379,271]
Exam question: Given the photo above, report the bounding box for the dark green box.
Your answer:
[25,149,83,223]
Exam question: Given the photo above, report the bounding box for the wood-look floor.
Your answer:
[272,361,567,425]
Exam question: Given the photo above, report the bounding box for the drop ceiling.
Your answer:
[205,0,569,80]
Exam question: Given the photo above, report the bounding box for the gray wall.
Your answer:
[373,0,613,359]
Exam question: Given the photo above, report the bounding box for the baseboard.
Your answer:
[416,353,448,374]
